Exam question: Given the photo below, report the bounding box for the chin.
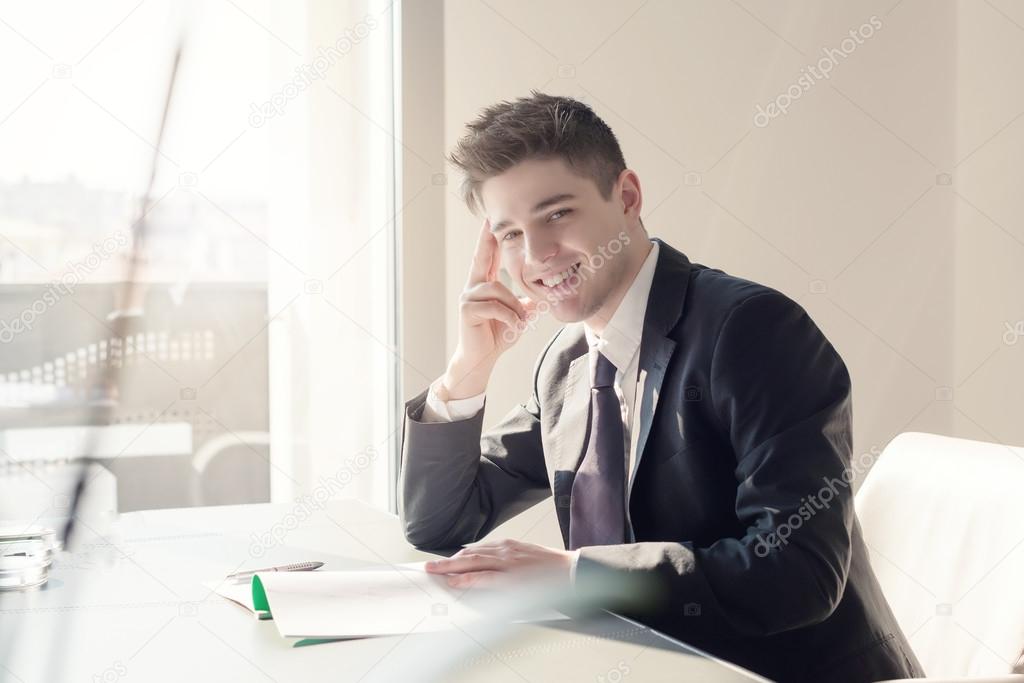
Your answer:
[548,308,578,324]
[548,298,589,323]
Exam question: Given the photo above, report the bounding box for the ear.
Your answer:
[617,169,642,220]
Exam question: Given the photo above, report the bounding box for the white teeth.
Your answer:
[541,263,578,288]
[542,273,564,287]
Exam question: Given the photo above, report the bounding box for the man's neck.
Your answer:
[585,238,654,337]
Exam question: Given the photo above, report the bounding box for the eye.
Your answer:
[502,230,521,242]
[549,209,571,221]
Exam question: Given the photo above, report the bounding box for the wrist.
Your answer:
[442,353,495,400]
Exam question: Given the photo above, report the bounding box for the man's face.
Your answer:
[481,157,642,326]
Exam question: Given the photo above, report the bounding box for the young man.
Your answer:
[399,91,923,682]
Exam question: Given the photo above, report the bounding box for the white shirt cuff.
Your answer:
[569,548,582,585]
[421,377,486,422]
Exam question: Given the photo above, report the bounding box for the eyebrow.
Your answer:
[489,193,576,233]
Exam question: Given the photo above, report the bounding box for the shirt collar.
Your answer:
[583,239,660,373]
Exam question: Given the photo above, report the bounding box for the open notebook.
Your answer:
[205,561,567,645]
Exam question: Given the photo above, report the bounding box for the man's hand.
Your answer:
[424,538,576,589]
[442,219,536,399]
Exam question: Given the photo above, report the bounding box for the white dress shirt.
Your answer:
[420,240,660,578]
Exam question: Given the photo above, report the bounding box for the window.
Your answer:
[0,0,399,523]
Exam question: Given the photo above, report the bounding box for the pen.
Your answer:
[226,561,324,583]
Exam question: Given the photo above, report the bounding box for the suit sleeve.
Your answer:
[574,290,855,638]
[397,337,559,550]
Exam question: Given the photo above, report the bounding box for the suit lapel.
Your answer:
[627,239,692,497]
[553,343,591,476]
[629,335,676,498]
[548,329,590,547]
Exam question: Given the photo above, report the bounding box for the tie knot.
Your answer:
[590,351,617,389]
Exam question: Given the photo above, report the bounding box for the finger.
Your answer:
[466,218,497,287]
[487,245,501,283]
[424,553,502,575]
[463,537,519,550]
[519,296,538,316]
[446,570,505,589]
[461,300,521,331]
[463,281,527,319]
[452,545,504,560]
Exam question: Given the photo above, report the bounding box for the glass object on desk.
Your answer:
[0,525,60,591]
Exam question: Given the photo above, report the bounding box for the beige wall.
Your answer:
[952,1,1024,447]
[401,1,1024,539]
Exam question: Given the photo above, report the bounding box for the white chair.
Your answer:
[855,432,1024,683]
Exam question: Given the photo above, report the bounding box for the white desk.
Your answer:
[0,500,768,682]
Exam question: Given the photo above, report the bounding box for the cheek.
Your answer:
[500,248,525,276]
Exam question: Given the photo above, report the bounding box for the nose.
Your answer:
[523,231,559,273]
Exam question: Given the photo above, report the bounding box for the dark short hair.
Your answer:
[447,91,629,215]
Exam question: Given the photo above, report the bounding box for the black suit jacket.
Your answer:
[399,238,924,682]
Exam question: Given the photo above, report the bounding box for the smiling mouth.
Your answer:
[534,262,582,289]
